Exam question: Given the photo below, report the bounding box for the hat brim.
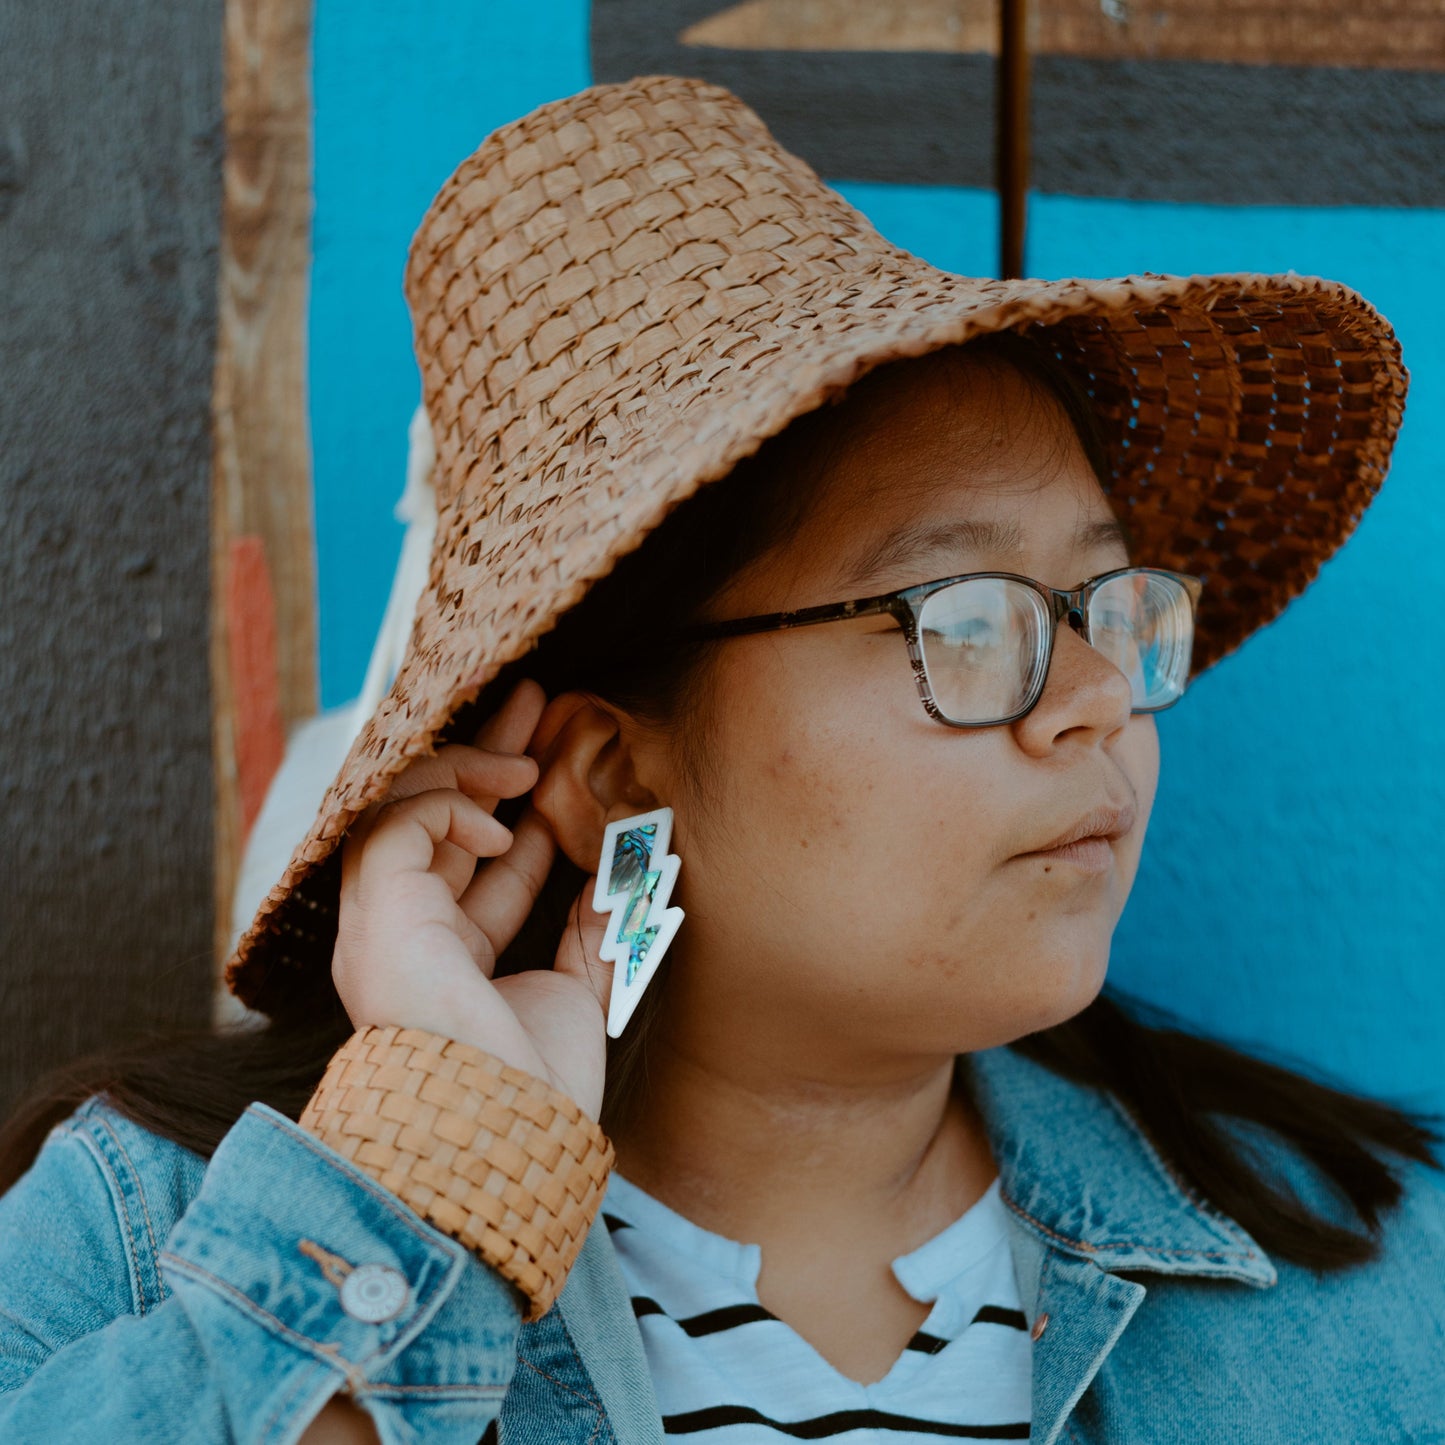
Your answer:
[225,77,1405,1017]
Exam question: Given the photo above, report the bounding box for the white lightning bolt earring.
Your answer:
[592,806,685,1038]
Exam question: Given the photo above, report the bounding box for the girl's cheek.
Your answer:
[1124,715,1161,816]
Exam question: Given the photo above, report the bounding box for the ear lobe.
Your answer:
[530,692,658,870]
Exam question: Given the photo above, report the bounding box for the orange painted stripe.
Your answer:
[225,534,286,841]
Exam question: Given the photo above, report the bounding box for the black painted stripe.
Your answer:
[633,1295,782,1334]
[662,1405,1030,1438]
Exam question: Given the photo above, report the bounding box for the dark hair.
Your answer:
[3,331,1439,1275]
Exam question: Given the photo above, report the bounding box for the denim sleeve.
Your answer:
[0,1099,528,1444]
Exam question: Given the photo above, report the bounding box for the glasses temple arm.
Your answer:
[676,593,904,641]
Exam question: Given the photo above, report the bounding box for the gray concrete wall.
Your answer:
[0,3,223,1117]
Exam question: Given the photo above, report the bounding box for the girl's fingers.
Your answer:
[473,677,547,756]
[362,680,545,827]
[458,804,558,963]
[380,745,536,810]
[356,788,514,889]
[446,745,538,814]
[432,836,482,899]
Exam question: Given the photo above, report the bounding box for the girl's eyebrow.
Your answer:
[838,515,1132,590]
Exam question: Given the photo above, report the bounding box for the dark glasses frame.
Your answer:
[678,565,1206,728]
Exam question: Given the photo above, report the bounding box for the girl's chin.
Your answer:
[906,959,1111,1052]
[1009,953,1111,1034]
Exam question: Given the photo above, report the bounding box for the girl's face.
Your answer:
[641,351,1160,1071]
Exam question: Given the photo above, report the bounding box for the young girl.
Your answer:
[2,76,1441,1445]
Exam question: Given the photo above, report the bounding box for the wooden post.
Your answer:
[997,0,1031,279]
[211,0,318,1001]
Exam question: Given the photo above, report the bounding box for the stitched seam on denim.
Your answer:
[516,1354,611,1445]
[94,1112,162,1262]
[251,1108,488,1365]
[161,1250,373,1368]
[998,1191,1258,1262]
[517,1353,605,1414]
[93,1111,163,1297]
[1037,1249,1086,1445]
[1102,1092,1262,1253]
[163,1248,508,1381]
[556,1303,618,1445]
[356,1382,510,1399]
[1033,1249,1059,1445]
[69,1128,149,1318]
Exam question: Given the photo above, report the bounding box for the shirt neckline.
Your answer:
[603,1169,1008,1304]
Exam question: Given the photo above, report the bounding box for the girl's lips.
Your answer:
[1015,801,1137,861]
[1016,836,1117,873]
[1023,803,1132,855]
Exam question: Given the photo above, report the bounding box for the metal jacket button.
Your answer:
[339,1262,411,1323]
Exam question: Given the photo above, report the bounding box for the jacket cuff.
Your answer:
[299,1024,616,1323]
[160,1101,524,1443]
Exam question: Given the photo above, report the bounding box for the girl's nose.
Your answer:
[1012,621,1134,755]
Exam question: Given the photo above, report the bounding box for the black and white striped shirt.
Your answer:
[601,1171,1033,1440]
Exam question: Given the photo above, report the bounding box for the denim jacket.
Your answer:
[1,1042,1442,1445]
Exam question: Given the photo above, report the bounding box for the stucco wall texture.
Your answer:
[0,4,222,1115]
[307,1,1444,1117]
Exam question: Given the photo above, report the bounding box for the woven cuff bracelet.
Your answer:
[298,1024,615,1322]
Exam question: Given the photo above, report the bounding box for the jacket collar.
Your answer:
[550,1042,1277,1445]
[961,1042,1276,1287]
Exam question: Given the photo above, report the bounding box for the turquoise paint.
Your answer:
[310,24,1442,1110]
[831,181,1002,279]
[310,0,589,705]
[843,186,1445,1098]
[1033,196,1444,1111]
[837,186,1445,1109]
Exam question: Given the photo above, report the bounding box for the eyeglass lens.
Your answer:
[916,571,1195,725]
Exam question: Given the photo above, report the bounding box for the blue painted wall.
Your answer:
[310,0,590,704]
[311,4,1444,1113]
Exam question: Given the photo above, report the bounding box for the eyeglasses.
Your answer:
[678,566,1205,728]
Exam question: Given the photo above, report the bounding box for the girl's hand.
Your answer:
[330,679,611,1121]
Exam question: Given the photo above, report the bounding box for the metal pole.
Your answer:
[997,0,1030,279]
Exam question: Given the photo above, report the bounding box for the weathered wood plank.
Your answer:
[602,0,1445,204]
[681,0,1445,69]
[211,0,318,992]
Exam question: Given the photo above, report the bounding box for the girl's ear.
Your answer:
[528,692,659,869]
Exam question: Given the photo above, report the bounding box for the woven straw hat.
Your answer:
[227,73,1407,1016]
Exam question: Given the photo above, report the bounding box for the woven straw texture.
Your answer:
[299,1025,615,1323]
[228,74,1407,1015]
